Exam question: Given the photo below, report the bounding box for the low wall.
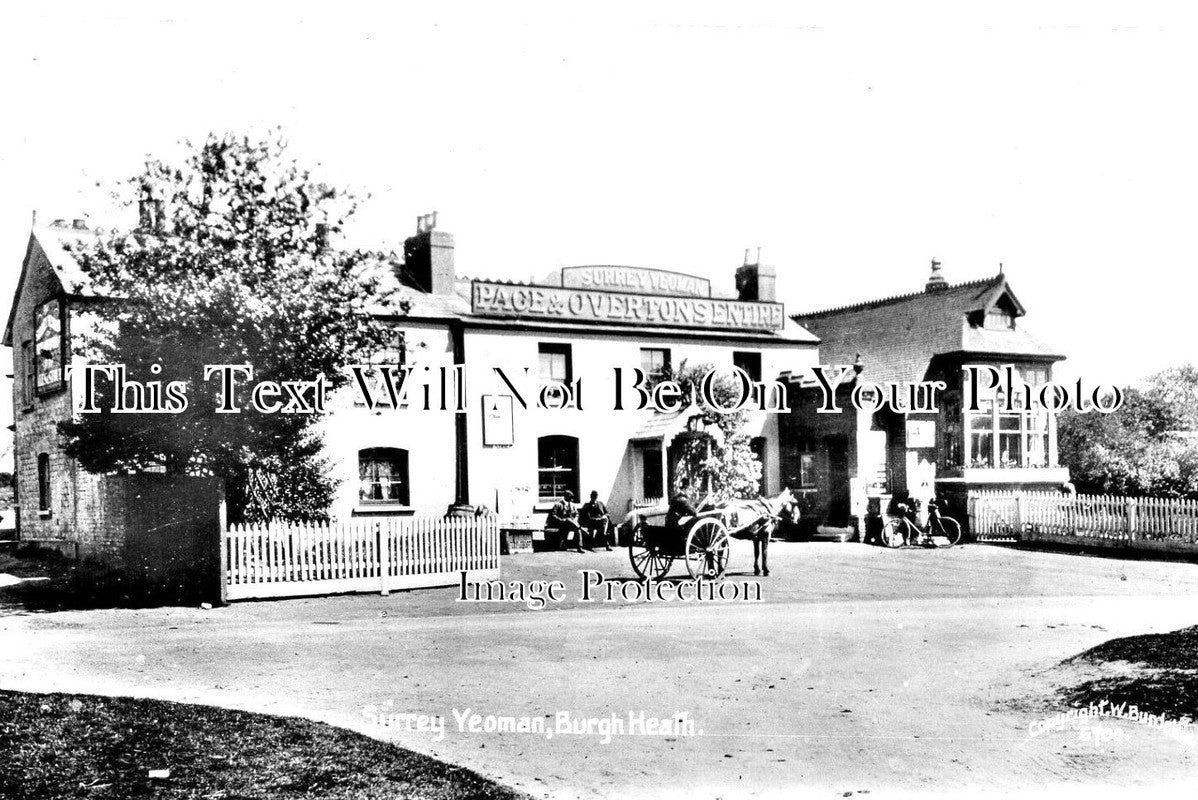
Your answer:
[26,474,224,601]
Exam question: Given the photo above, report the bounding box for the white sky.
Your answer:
[2,1,1196,439]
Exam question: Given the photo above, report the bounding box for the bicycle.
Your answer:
[880,498,962,548]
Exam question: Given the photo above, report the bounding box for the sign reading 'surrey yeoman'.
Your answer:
[470,280,785,331]
[561,265,712,298]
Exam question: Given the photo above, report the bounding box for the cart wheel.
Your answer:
[685,518,730,579]
[935,517,962,547]
[628,524,673,581]
[881,519,907,548]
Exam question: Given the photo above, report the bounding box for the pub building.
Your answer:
[322,217,819,535]
[782,260,1069,539]
[6,212,1068,555]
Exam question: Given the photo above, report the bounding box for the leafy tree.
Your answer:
[59,131,396,522]
[665,360,764,503]
[1058,364,1198,497]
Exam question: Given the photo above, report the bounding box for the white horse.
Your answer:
[715,487,799,576]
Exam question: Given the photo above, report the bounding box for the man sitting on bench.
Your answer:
[548,490,585,553]
[579,490,614,551]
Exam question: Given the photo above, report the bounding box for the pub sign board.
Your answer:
[471,280,785,332]
[560,265,712,298]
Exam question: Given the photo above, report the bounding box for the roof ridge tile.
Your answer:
[792,275,1001,319]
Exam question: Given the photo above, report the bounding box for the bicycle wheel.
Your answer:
[935,516,962,547]
[881,519,907,548]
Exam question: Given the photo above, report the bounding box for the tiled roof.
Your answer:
[792,274,1064,385]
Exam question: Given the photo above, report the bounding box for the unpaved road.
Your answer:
[3,542,1197,798]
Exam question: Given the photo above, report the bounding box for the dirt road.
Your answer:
[3,542,1197,798]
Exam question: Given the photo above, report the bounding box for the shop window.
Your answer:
[34,299,66,393]
[641,448,663,499]
[640,348,671,386]
[538,343,572,384]
[967,395,1054,469]
[358,447,410,505]
[943,394,963,468]
[37,453,50,512]
[538,435,579,501]
[998,414,1023,468]
[1026,413,1049,467]
[21,341,34,409]
[733,351,762,383]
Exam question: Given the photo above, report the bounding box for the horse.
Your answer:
[709,487,799,577]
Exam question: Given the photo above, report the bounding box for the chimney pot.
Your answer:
[735,261,776,302]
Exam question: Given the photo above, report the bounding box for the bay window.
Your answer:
[964,370,1055,469]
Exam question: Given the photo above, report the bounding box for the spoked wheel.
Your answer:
[684,518,731,579]
[628,524,673,581]
[934,517,963,547]
[881,519,907,548]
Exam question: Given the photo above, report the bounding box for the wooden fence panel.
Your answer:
[224,515,500,601]
[969,490,1198,555]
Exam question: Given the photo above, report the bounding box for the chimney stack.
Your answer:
[403,212,455,295]
[925,258,947,292]
[735,248,776,302]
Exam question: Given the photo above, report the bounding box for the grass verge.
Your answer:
[0,690,529,800]
[1058,625,1198,720]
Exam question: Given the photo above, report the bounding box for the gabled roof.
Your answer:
[3,226,100,346]
[791,273,1063,385]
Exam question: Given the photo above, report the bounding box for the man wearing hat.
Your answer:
[548,490,585,553]
[580,490,615,551]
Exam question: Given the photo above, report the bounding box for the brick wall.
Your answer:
[10,236,223,594]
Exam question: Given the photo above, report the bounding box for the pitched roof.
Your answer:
[792,273,1063,385]
[3,226,101,346]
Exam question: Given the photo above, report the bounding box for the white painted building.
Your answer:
[320,220,819,527]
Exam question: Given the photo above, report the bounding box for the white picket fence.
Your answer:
[222,516,500,601]
[969,490,1198,554]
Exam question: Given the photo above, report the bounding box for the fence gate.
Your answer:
[222,516,500,601]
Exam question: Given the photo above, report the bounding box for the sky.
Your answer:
[2,0,1196,434]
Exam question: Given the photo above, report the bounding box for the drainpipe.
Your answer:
[447,320,473,517]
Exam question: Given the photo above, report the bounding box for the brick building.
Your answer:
[782,261,1069,537]
[3,220,220,574]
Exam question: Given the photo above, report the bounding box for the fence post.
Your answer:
[377,522,388,596]
[1126,498,1137,546]
[217,490,229,606]
[1014,493,1024,538]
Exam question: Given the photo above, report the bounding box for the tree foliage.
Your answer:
[1058,364,1198,497]
[59,131,396,522]
[666,360,764,503]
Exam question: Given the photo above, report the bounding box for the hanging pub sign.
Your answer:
[560,266,712,298]
[470,280,785,332]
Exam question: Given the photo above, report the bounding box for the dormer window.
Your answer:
[984,306,1015,330]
